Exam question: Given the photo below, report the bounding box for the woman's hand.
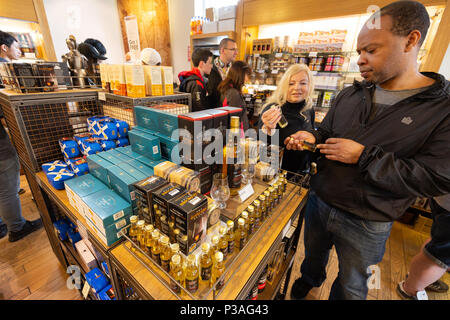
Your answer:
[284,131,316,150]
[261,107,282,133]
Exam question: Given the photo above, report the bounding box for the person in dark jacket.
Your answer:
[178,48,213,112]
[257,63,315,175]
[206,38,238,108]
[218,60,251,131]
[0,30,43,242]
[286,1,450,300]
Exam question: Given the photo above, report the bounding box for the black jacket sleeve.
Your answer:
[223,88,250,131]
[358,114,450,198]
[186,80,208,112]
[206,67,222,108]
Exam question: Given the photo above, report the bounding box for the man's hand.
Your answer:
[317,138,365,164]
[284,131,316,150]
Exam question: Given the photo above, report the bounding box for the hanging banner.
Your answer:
[124,15,141,63]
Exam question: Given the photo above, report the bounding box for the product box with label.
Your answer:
[134,106,179,137]
[169,191,208,255]
[98,285,116,300]
[218,5,236,20]
[85,214,128,247]
[182,161,213,195]
[133,175,169,223]
[135,154,165,169]
[106,166,138,204]
[124,64,145,98]
[128,130,162,161]
[143,65,163,96]
[203,21,218,34]
[160,66,174,95]
[204,108,229,144]
[86,154,114,187]
[152,183,187,233]
[127,159,154,178]
[75,239,99,271]
[105,148,133,163]
[96,151,123,166]
[83,188,132,232]
[218,19,235,32]
[85,268,109,294]
[64,174,108,217]
[178,111,214,160]
[216,106,243,124]
[117,162,147,181]
[111,64,127,96]
[99,63,111,93]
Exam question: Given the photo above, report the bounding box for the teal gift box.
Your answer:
[133,126,180,162]
[127,159,154,177]
[86,154,114,187]
[107,166,139,204]
[134,105,178,137]
[83,188,132,233]
[128,130,161,161]
[96,151,123,166]
[117,162,148,181]
[64,174,108,216]
[106,149,133,163]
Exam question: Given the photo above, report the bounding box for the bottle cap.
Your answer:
[187,254,197,264]
[130,215,138,223]
[253,199,260,207]
[170,243,180,253]
[152,229,160,239]
[171,254,181,265]
[247,205,255,212]
[238,218,245,226]
[137,220,145,227]
[160,235,169,245]
[227,220,234,228]
[215,251,223,262]
[144,224,154,232]
[241,211,248,219]
[211,235,219,244]
[174,228,180,235]
[259,194,266,201]
[230,116,240,128]
[202,242,210,252]
[219,226,227,235]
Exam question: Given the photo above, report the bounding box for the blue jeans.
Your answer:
[0,154,25,232]
[300,190,393,300]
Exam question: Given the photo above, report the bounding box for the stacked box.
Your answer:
[160,66,174,95]
[86,154,114,187]
[127,159,154,177]
[105,148,133,163]
[128,130,162,161]
[83,189,132,246]
[96,151,123,166]
[168,191,208,255]
[107,166,139,206]
[64,174,108,217]
[143,65,163,96]
[117,162,147,181]
[134,106,178,138]
[133,175,169,224]
[133,126,180,162]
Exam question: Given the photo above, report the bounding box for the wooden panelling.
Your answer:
[117,0,171,65]
[420,0,450,72]
[0,0,38,22]
[32,0,57,61]
[241,0,446,27]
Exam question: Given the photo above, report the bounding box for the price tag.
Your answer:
[309,52,318,57]
[238,183,254,202]
[271,69,279,74]
[98,92,106,101]
[275,53,283,58]
[82,281,91,299]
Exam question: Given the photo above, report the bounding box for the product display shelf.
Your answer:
[35,171,122,299]
[109,182,308,300]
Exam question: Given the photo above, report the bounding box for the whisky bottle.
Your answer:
[270,104,288,128]
[211,235,220,256]
[248,205,258,231]
[185,254,199,294]
[223,116,242,196]
[235,218,248,250]
[160,235,172,272]
[169,254,184,294]
[144,224,154,255]
[136,220,146,250]
[268,187,276,210]
[129,215,139,243]
[200,242,213,283]
[241,211,251,235]
[226,220,235,254]
[150,229,161,265]
[272,184,279,206]
[258,195,267,221]
[218,226,229,260]
[212,251,225,291]
[264,190,271,215]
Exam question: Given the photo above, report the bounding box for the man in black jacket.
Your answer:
[206,38,238,108]
[178,48,213,112]
[0,31,42,242]
[286,1,450,300]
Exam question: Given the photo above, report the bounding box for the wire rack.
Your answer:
[0,89,102,172]
[100,92,192,127]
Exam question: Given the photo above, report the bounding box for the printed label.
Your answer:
[228,240,235,254]
[201,265,212,281]
[153,146,159,154]
[113,210,124,221]
[189,196,201,206]
[170,279,181,294]
[185,277,199,293]
[168,189,180,197]
[115,219,127,230]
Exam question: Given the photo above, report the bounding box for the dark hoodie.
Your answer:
[178,68,209,112]
[309,72,450,222]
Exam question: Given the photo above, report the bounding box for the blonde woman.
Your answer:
[258,63,315,173]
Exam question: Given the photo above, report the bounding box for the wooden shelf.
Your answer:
[191,31,236,41]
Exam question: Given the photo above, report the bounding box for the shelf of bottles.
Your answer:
[119,170,303,300]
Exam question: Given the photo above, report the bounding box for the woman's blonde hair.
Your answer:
[264,63,315,118]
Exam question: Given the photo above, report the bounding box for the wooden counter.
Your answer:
[110,183,308,300]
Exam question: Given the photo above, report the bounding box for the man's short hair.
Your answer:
[0,30,18,47]
[191,48,212,67]
[378,0,430,46]
[219,38,236,51]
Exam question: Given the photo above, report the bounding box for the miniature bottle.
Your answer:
[169,254,184,294]
[129,215,139,243]
[144,224,154,255]
[218,226,229,260]
[212,251,225,291]
[150,229,161,265]
[241,211,251,235]
[200,242,213,283]
[253,199,262,223]
[258,194,267,221]
[211,235,220,256]
[226,220,235,254]
[264,190,271,215]
[185,254,199,294]
[136,220,146,250]
[235,218,248,251]
[160,235,172,272]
